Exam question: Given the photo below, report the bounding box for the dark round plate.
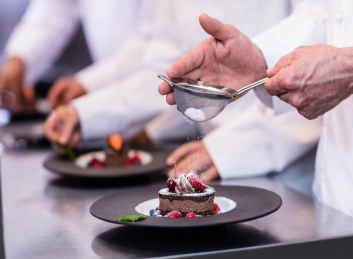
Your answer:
[43,146,171,178]
[90,185,282,228]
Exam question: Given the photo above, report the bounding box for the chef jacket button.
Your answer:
[335,13,343,22]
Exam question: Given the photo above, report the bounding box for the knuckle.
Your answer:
[291,94,306,108]
[293,46,306,56]
[281,77,294,90]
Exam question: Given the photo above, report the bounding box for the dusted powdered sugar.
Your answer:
[184,108,206,122]
[159,186,215,197]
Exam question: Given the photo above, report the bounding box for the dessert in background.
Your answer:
[87,133,142,169]
[105,133,130,167]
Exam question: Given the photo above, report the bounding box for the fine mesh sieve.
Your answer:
[158,75,268,122]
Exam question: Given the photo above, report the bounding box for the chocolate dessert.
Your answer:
[159,171,215,216]
[104,133,129,167]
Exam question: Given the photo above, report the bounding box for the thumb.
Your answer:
[59,114,78,145]
[48,83,66,109]
[267,52,296,78]
[199,13,238,41]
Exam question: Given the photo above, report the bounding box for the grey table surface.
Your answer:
[1,147,353,259]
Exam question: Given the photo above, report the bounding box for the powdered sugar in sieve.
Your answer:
[184,108,206,122]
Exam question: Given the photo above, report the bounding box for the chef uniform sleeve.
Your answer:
[4,0,80,86]
[71,70,167,140]
[203,98,322,178]
[73,0,156,93]
[251,0,328,114]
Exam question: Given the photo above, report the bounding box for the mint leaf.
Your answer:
[115,215,147,222]
[55,141,75,160]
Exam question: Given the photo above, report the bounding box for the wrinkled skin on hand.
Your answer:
[47,77,87,109]
[158,13,267,105]
[265,44,353,119]
[167,141,220,183]
[44,105,81,150]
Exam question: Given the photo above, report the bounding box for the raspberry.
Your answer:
[185,212,198,218]
[188,170,198,177]
[123,154,141,167]
[89,158,104,169]
[166,211,182,218]
[187,172,206,191]
[212,203,221,215]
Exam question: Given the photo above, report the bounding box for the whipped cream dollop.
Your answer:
[175,174,194,194]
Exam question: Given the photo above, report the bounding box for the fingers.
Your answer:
[264,67,293,96]
[44,111,61,142]
[167,152,204,178]
[167,141,201,165]
[158,81,176,105]
[199,13,238,41]
[158,81,173,95]
[200,166,220,183]
[48,78,86,109]
[167,45,205,78]
[44,106,80,147]
[48,80,67,109]
[267,51,298,78]
[166,92,176,105]
[63,80,86,104]
[69,131,82,149]
[57,108,79,145]
[22,86,35,104]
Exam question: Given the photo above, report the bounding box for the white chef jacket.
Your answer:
[146,0,321,180]
[252,0,353,217]
[76,0,296,140]
[4,0,144,86]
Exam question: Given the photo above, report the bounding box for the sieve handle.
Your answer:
[158,74,174,87]
[235,77,268,96]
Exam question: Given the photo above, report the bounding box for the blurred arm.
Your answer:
[71,70,167,140]
[4,0,80,85]
[203,99,322,179]
[74,0,156,92]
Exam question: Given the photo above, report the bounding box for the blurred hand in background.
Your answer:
[44,105,81,149]
[47,77,87,109]
[0,57,36,113]
[167,141,220,183]
[158,14,267,105]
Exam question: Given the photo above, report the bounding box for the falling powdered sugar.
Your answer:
[184,108,206,122]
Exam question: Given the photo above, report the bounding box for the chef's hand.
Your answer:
[265,44,353,120]
[0,57,34,112]
[47,77,87,109]
[167,141,220,183]
[44,105,82,149]
[158,13,267,105]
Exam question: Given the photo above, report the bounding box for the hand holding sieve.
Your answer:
[158,74,268,122]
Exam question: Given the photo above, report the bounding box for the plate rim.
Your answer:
[90,185,282,228]
[43,146,171,178]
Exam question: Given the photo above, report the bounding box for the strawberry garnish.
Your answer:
[123,153,141,167]
[166,211,182,218]
[89,158,104,169]
[212,203,220,215]
[185,212,198,218]
[187,171,206,191]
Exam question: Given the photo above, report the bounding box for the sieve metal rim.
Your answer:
[172,83,233,99]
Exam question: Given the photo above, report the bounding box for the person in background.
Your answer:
[158,1,353,217]
[45,0,312,149]
[0,0,147,112]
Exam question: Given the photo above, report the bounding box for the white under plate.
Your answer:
[135,197,236,216]
[74,150,153,168]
